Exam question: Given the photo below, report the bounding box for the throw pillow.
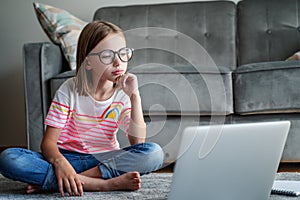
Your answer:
[33,2,88,70]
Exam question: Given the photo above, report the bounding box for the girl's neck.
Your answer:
[92,81,115,101]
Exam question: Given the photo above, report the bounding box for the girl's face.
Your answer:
[87,33,128,84]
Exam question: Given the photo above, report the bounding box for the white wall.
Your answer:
[0,0,240,147]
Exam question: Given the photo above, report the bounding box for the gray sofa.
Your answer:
[24,0,300,163]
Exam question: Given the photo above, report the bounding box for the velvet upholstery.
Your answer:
[50,70,75,98]
[23,42,69,151]
[234,61,300,114]
[130,65,233,115]
[237,0,300,65]
[94,1,237,70]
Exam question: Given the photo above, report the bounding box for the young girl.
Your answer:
[0,21,164,196]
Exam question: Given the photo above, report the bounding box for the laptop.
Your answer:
[168,121,290,200]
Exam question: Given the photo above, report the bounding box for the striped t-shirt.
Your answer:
[45,78,131,154]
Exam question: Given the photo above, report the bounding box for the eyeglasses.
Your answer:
[89,47,134,65]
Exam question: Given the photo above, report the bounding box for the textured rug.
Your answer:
[0,173,300,199]
[0,173,171,200]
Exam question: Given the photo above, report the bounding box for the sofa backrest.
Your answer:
[93,1,237,72]
[237,0,300,65]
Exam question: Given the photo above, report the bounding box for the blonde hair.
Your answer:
[75,21,124,96]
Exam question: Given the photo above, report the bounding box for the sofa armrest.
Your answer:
[23,42,69,151]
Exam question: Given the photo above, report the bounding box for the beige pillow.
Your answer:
[286,50,300,61]
[33,2,87,70]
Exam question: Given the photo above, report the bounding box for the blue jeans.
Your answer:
[0,142,164,191]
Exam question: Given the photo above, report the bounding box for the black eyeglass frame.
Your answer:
[89,47,134,65]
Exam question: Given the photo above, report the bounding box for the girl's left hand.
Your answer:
[116,73,139,97]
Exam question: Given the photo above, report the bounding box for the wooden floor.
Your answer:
[155,163,175,173]
[278,162,300,173]
[156,162,300,173]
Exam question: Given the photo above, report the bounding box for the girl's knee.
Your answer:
[0,148,21,165]
[0,148,35,172]
[142,142,164,168]
[0,148,49,187]
[0,148,23,176]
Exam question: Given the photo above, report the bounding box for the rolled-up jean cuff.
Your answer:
[98,163,113,180]
[42,164,58,191]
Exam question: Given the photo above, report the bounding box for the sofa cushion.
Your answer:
[130,65,233,115]
[234,61,300,114]
[94,1,237,71]
[50,70,75,98]
[33,2,87,70]
[237,0,300,65]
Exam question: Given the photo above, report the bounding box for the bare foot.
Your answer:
[26,184,42,194]
[108,171,141,191]
[78,171,141,192]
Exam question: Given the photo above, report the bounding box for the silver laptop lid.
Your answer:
[168,121,290,200]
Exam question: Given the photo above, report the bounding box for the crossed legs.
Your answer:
[1,142,164,194]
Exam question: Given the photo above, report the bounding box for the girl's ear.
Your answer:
[85,57,92,70]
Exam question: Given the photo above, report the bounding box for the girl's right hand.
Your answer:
[41,126,84,196]
[53,157,84,197]
[116,73,139,97]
